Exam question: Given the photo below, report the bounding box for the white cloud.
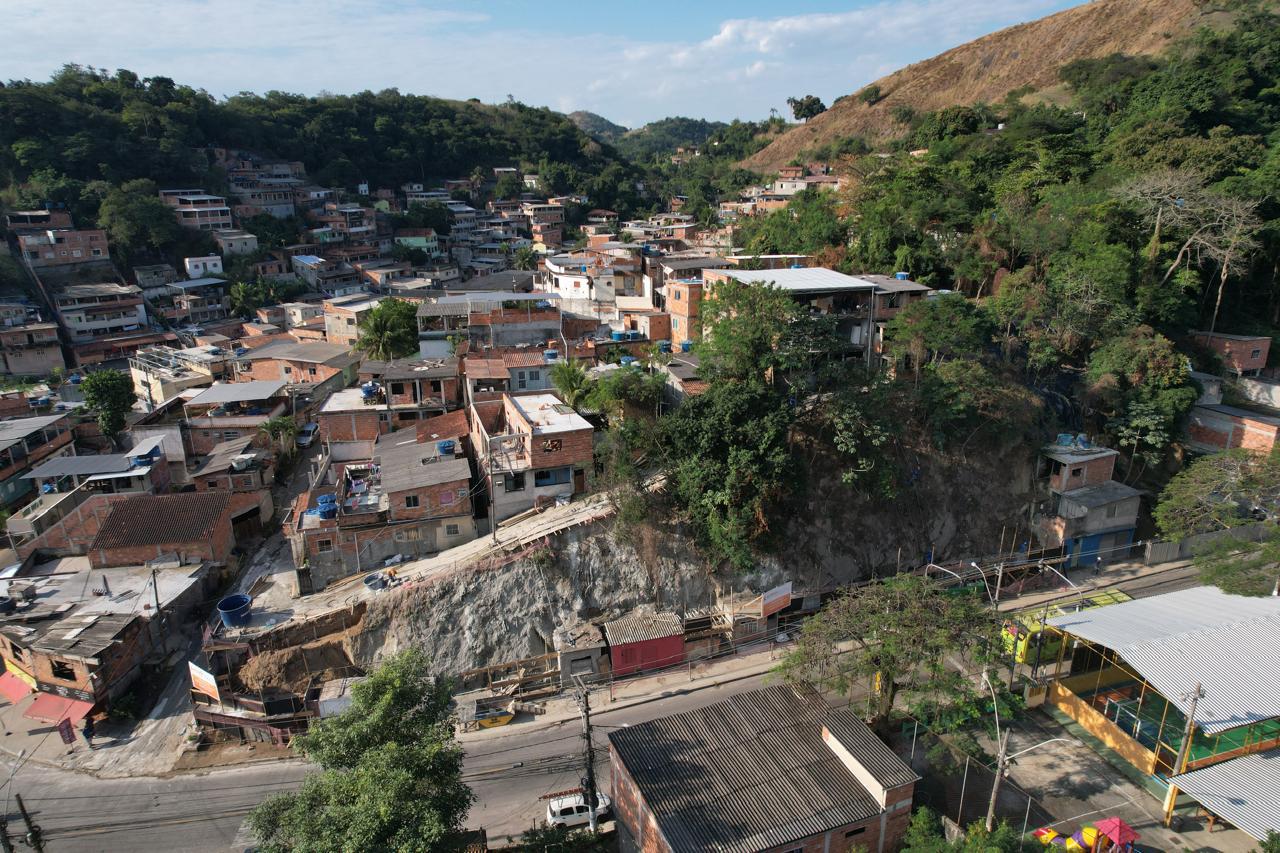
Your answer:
[0,0,1075,125]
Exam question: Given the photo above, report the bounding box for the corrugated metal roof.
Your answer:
[185,381,286,406]
[0,414,68,453]
[824,714,921,789]
[603,611,682,644]
[1048,588,1280,734]
[374,429,471,493]
[1173,747,1280,841]
[609,685,912,853]
[23,454,133,479]
[713,267,877,294]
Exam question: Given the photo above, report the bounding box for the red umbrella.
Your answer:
[1094,817,1139,848]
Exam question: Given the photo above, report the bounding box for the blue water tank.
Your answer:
[317,494,337,506]
[1076,434,1091,449]
[217,594,252,629]
[543,349,559,361]
[437,439,456,457]
[620,356,638,366]
[629,331,643,341]
[680,341,692,352]
[658,341,672,353]
[895,271,911,280]
[611,331,625,341]
[68,374,82,384]
[790,263,805,269]
[318,506,338,520]
[41,483,56,494]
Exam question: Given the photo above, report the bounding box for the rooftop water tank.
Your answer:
[318,506,338,520]
[437,439,456,457]
[68,374,82,384]
[620,356,638,366]
[543,349,559,361]
[611,331,625,341]
[895,271,911,280]
[216,594,252,629]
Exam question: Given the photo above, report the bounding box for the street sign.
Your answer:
[56,718,74,745]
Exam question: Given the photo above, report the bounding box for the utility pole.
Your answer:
[0,813,14,853]
[985,729,1010,832]
[15,793,42,853]
[573,677,601,834]
[1164,683,1205,826]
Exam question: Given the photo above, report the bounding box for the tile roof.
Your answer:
[90,492,232,552]
[608,685,914,852]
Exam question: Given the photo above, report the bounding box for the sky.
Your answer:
[2,0,1083,127]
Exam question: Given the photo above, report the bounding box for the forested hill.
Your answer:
[742,0,1213,172]
[0,67,648,219]
[568,110,628,143]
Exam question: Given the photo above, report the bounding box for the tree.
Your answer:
[697,278,836,383]
[662,382,797,569]
[493,172,523,200]
[512,246,539,271]
[779,574,1000,728]
[259,416,299,459]
[96,178,181,257]
[80,370,137,445]
[885,293,991,377]
[858,85,883,106]
[550,360,592,410]
[228,281,262,319]
[247,650,473,852]
[786,95,827,122]
[355,299,418,361]
[1155,449,1280,596]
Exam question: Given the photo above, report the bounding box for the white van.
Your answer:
[545,792,611,828]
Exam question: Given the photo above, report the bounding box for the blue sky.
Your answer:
[2,0,1082,126]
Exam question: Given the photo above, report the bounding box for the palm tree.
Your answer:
[260,416,299,458]
[550,360,592,410]
[229,281,261,319]
[354,301,417,362]
[512,246,539,271]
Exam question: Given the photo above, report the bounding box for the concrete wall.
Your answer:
[1235,376,1280,408]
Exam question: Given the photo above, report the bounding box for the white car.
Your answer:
[545,792,611,828]
[295,423,319,448]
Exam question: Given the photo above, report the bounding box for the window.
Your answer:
[317,539,333,553]
[404,495,420,508]
[535,468,572,487]
[517,371,526,390]
[50,659,75,680]
[445,523,460,536]
[504,472,526,492]
[1253,349,1262,359]
[206,480,219,488]
[846,827,867,838]
[1070,467,1082,478]
[529,370,541,382]
[283,365,293,375]
[673,290,682,300]
[672,317,680,330]
[240,477,254,487]
[390,382,405,395]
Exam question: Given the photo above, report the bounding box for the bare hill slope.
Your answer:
[742,0,1210,173]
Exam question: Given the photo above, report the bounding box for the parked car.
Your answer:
[296,423,319,448]
[545,792,611,828]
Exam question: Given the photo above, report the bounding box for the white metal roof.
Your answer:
[1048,587,1280,734]
[712,267,877,294]
[1173,747,1280,840]
[185,381,287,406]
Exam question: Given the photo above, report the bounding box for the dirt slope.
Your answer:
[742,0,1209,173]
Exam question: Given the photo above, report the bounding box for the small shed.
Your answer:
[554,623,608,687]
[603,611,684,677]
[317,676,364,718]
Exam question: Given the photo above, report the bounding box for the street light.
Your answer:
[982,669,1074,832]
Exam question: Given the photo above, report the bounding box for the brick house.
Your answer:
[609,685,917,853]
[323,294,384,348]
[1187,404,1280,455]
[17,229,109,267]
[1037,439,1138,567]
[0,322,64,377]
[665,279,703,344]
[189,436,276,535]
[1193,331,1271,376]
[87,492,235,568]
[0,413,74,510]
[234,340,359,388]
[470,392,593,523]
[183,381,289,455]
[289,428,476,593]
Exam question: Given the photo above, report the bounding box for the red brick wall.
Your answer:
[189,426,254,456]
[610,746,672,853]
[1049,454,1116,493]
[243,358,343,384]
[89,506,235,568]
[320,409,384,443]
[1194,333,1271,373]
[15,493,131,560]
[386,478,472,522]
[1188,409,1280,454]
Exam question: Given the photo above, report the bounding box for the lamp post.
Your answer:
[982,669,1073,831]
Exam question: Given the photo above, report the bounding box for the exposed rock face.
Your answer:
[346,445,1038,675]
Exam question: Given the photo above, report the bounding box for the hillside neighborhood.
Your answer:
[1,0,1280,851]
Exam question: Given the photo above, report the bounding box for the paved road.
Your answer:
[0,671,770,851]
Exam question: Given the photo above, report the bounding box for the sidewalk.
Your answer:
[995,558,1195,613]
[458,640,785,745]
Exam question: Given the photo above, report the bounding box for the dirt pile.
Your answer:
[238,639,358,694]
[742,0,1212,173]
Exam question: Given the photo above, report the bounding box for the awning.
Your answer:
[23,693,94,724]
[0,673,31,704]
[1173,747,1280,841]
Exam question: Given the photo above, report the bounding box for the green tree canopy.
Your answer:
[80,370,137,443]
[697,278,836,383]
[355,299,419,361]
[247,650,473,852]
[96,178,181,258]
